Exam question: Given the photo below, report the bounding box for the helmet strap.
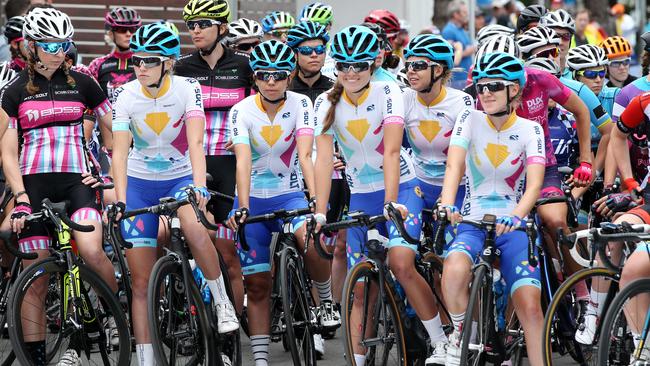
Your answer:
[29,48,48,71]
[199,25,227,57]
[147,63,166,89]
[488,85,514,117]
[260,90,287,104]
[419,65,442,93]
[352,81,370,95]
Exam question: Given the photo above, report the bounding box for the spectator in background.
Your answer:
[573,9,606,47]
[0,0,31,62]
[492,0,515,28]
[475,8,486,33]
[611,4,636,49]
[550,0,563,11]
[442,0,475,78]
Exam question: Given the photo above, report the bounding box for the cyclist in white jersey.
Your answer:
[111,23,238,366]
[226,39,336,366]
[313,25,444,365]
[440,52,546,366]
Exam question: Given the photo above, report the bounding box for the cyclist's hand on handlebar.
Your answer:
[81,172,101,188]
[572,162,592,188]
[193,186,210,212]
[10,202,31,234]
[383,201,408,220]
[440,205,462,227]
[103,202,126,224]
[597,192,634,217]
[495,215,522,236]
[227,207,248,231]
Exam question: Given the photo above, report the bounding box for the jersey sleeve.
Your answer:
[450,108,473,150]
[111,86,131,132]
[380,82,404,126]
[229,103,250,145]
[0,83,19,129]
[402,89,416,128]
[525,121,546,166]
[612,87,633,123]
[617,93,648,134]
[183,78,206,121]
[313,92,333,136]
[295,95,315,137]
[576,83,611,129]
[543,72,571,105]
[80,73,111,117]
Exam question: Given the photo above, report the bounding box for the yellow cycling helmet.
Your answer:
[600,36,632,59]
[183,0,230,22]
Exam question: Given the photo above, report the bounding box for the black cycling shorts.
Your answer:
[205,155,237,224]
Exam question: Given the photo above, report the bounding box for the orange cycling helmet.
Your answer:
[600,36,632,59]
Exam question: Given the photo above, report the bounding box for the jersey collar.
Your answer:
[417,86,447,107]
[141,75,171,99]
[342,85,371,107]
[486,111,517,131]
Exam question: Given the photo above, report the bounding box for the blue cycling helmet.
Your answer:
[130,23,180,58]
[472,52,526,87]
[329,25,379,63]
[286,21,329,48]
[261,11,296,33]
[250,39,296,71]
[404,34,454,69]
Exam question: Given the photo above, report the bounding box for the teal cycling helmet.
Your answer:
[130,22,180,58]
[472,52,526,87]
[329,25,379,63]
[299,2,333,26]
[404,34,454,69]
[250,39,296,71]
[261,11,296,33]
[286,21,329,48]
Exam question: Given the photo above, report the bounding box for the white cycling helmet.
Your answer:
[476,34,520,61]
[476,24,515,46]
[0,62,16,88]
[227,18,263,44]
[524,57,561,76]
[517,26,560,58]
[23,7,74,41]
[567,44,609,71]
[542,9,575,34]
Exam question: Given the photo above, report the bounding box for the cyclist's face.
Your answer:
[254,68,291,101]
[189,19,225,49]
[577,67,606,95]
[296,39,326,75]
[337,63,372,92]
[110,28,136,50]
[607,56,630,82]
[405,56,443,91]
[30,39,66,70]
[133,52,172,86]
[476,77,520,114]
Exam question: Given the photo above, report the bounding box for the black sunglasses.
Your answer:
[235,42,260,51]
[475,81,515,94]
[186,19,221,30]
[335,61,372,73]
[254,70,291,81]
[131,55,169,69]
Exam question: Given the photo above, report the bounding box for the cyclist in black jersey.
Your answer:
[4,16,27,72]
[176,0,252,315]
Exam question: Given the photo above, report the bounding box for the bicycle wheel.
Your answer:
[212,254,241,366]
[148,255,217,366]
[597,277,650,365]
[8,258,131,365]
[460,265,493,366]
[341,260,407,366]
[280,247,316,366]
[542,267,618,366]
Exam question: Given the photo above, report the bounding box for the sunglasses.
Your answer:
[578,69,606,79]
[186,19,221,30]
[405,60,440,72]
[555,32,573,41]
[475,81,515,95]
[254,70,291,81]
[235,42,260,51]
[335,61,372,74]
[533,47,559,59]
[131,55,169,69]
[296,45,326,56]
[610,58,631,67]
[111,27,137,34]
[35,40,72,55]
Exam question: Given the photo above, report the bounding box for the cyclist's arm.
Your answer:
[593,122,612,178]
[513,125,546,218]
[0,108,8,142]
[560,93,592,165]
[296,97,316,198]
[111,87,131,203]
[97,112,113,152]
[609,97,644,184]
[603,142,618,187]
[185,80,208,188]
[382,83,405,204]
[1,129,25,203]
[441,110,470,206]
[313,94,334,216]
[230,104,251,209]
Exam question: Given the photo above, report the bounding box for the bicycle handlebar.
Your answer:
[26,199,95,233]
[0,230,37,260]
[237,207,314,252]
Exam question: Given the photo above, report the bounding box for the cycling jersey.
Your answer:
[450,109,546,221]
[560,77,612,135]
[112,75,205,180]
[88,49,136,103]
[314,81,417,193]
[175,48,253,156]
[0,68,111,175]
[548,106,578,168]
[289,73,333,104]
[373,67,399,84]
[230,91,314,198]
[617,91,650,133]
[613,77,650,123]
[403,86,474,186]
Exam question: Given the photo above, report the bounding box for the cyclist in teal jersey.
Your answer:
[111,23,238,366]
[362,22,400,84]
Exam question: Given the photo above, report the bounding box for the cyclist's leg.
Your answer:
[328,178,348,305]
[206,155,244,313]
[500,230,543,366]
[66,174,118,293]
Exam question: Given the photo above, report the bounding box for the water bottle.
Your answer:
[492,269,508,331]
[191,265,212,305]
[394,280,417,318]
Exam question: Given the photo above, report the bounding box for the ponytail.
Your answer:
[322,82,344,134]
[61,59,76,88]
[643,51,650,76]
[25,57,38,95]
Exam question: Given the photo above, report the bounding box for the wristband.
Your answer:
[313,213,327,225]
[624,178,640,192]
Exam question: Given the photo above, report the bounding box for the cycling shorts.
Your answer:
[447,223,541,296]
[327,178,350,223]
[206,155,236,240]
[234,191,308,276]
[541,164,564,198]
[19,173,101,253]
[628,204,650,226]
[346,179,424,269]
[121,175,194,248]
[418,179,465,252]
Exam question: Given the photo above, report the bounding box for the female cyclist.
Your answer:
[260,11,295,42]
[312,25,442,365]
[111,23,238,366]
[601,36,637,88]
[226,39,333,366]
[226,18,263,55]
[0,7,119,365]
[440,52,546,366]
[4,16,27,72]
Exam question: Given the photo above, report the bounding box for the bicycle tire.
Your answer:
[597,277,650,365]
[211,253,241,366]
[460,264,492,366]
[148,255,218,366]
[542,266,618,366]
[8,258,131,365]
[341,260,407,366]
[280,247,316,365]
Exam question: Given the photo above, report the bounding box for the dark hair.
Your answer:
[4,0,30,18]
[25,2,53,12]
[643,51,650,76]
